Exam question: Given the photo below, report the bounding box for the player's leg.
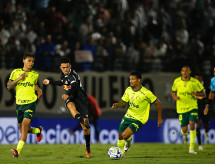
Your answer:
[179,113,188,144]
[74,99,91,158]
[119,118,143,157]
[188,109,198,154]
[67,101,85,126]
[122,127,133,154]
[196,118,203,150]
[203,115,210,143]
[117,117,127,156]
[11,118,31,158]
[26,102,43,142]
[189,121,197,153]
[83,127,91,158]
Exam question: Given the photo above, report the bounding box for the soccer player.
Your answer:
[111,72,163,158]
[194,74,209,150]
[7,52,43,158]
[43,57,91,158]
[170,66,205,154]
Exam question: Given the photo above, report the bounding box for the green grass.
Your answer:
[0,143,214,164]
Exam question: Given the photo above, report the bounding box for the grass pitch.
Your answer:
[0,143,214,164]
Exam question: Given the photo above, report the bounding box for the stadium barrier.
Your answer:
[0,69,179,114]
[0,117,215,144]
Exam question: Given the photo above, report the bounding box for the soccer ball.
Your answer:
[108,146,122,159]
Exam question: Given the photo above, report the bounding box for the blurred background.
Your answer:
[0,0,215,144]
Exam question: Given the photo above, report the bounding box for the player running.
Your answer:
[43,57,91,158]
[7,52,43,158]
[171,66,205,154]
[112,72,163,158]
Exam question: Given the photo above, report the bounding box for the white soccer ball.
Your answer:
[108,146,122,159]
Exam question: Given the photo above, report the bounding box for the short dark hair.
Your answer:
[130,72,141,79]
[182,65,191,70]
[59,57,71,65]
[23,52,34,59]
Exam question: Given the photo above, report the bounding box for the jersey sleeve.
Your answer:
[9,69,17,81]
[35,73,39,84]
[146,90,157,103]
[172,79,177,92]
[195,79,204,92]
[121,88,129,102]
[211,77,215,92]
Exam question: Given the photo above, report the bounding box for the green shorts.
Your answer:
[119,116,143,134]
[16,102,36,123]
[178,109,198,127]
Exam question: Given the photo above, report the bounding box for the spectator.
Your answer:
[37,34,56,71]
[0,25,10,46]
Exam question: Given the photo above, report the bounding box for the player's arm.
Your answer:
[204,90,215,115]
[7,73,28,90]
[154,99,163,127]
[43,79,63,86]
[191,90,206,98]
[111,100,127,109]
[35,84,42,99]
[170,90,179,101]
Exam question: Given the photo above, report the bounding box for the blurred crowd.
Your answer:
[0,0,215,74]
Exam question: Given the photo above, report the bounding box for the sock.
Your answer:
[126,136,132,143]
[75,114,84,124]
[190,130,196,150]
[31,127,40,134]
[196,128,201,145]
[16,140,25,154]
[117,139,125,154]
[181,129,188,136]
[84,135,90,152]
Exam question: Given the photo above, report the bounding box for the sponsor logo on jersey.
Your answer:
[17,82,34,87]
[63,85,71,90]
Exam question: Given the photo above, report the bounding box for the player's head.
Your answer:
[23,52,35,70]
[181,65,191,78]
[59,57,71,75]
[129,72,141,87]
[194,73,203,82]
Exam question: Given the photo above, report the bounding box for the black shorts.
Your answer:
[66,98,89,118]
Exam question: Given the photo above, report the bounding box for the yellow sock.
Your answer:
[190,130,196,150]
[16,140,25,154]
[31,127,40,134]
[117,139,125,154]
[126,136,132,142]
[181,129,187,136]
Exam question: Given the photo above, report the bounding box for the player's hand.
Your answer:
[43,79,50,85]
[37,89,42,99]
[191,92,197,96]
[111,103,118,109]
[62,94,69,101]
[204,106,209,115]
[157,118,163,127]
[173,95,180,101]
[19,73,28,80]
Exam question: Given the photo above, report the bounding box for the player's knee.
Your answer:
[122,132,130,140]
